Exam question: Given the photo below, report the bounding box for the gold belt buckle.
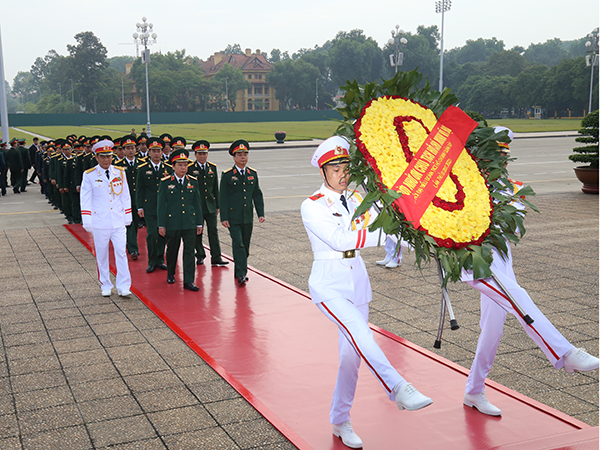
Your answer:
[343,250,355,259]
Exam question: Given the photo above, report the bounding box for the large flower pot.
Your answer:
[573,166,599,194]
[274,132,286,144]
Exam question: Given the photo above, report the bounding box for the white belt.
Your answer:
[314,250,360,260]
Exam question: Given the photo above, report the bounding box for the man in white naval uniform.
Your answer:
[301,136,432,449]
[80,139,132,297]
[461,127,599,416]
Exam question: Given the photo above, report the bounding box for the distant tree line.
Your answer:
[9,28,599,117]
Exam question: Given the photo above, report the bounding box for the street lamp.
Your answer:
[585,28,599,115]
[224,77,229,111]
[133,17,157,136]
[435,0,451,92]
[69,79,74,113]
[388,25,408,73]
[315,78,319,110]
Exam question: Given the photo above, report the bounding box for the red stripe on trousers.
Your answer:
[322,302,392,393]
[480,279,559,360]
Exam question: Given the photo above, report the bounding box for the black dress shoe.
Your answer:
[211,259,229,266]
[196,257,204,265]
[183,282,199,291]
[167,275,175,284]
[237,276,247,286]
[13,188,20,194]
[157,263,168,270]
[146,265,156,273]
[131,251,139,260]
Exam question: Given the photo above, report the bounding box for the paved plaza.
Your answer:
[0,137,597,449]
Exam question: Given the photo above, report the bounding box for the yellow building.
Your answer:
[200,48,279,112]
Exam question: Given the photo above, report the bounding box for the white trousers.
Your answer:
[384,236,403,263]
[92,226,131,293]
[464,247,574,394]
[317,298,405,425]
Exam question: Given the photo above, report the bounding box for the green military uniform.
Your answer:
[157,172,203,284]
[116,152,143,257]
[188,140,226,266]
[219,140,265,283]
[57,151,74,223]
[0,142,8,195]
[6,140,23,194]
[136,151,172,270]
[64,152,81,223]
[18,140,31,192]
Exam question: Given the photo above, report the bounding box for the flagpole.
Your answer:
[0,25,9,142]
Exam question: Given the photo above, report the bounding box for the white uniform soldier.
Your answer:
[376,236,405,268]
[80,139,133,297]
[461,127,599,416]
[301,136,432,449]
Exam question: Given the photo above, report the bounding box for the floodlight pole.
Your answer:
[0,26,9,142]
[388,25,407,74]
[585,28,599,115]
[133,17,157,136]
[436,0,451,92]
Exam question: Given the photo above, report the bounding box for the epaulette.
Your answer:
[208,161,216,167]
[113,166,125,172]
[164,162,172,167]
[309,193,324,201]
[188,175,197,181]
[138,162,149,168]
[84,167,96,174]
[161,175,172,181]
[51,154,61,158]
[223,167,233,173]
[247,166,256,172]
[187,161,194,167]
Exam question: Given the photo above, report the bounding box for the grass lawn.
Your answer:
[11,121,342,143]
[5,117,580,143]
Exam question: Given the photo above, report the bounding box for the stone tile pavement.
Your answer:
[0,190,597,449]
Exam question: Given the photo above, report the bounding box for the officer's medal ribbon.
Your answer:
[109,176,124,196]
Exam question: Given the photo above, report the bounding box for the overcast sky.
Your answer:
[1,0,598,86]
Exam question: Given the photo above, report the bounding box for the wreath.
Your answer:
[335,70,537,283]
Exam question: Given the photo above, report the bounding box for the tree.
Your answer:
[570,110,599,168]
[107,56,135,74]
[211,63,249,111]
[221,44,243,55]
[543,56,590,112]
[328,30,383,87]
[382,29,439,86]
[523,38,568,67]
[12,72,38,104]
[267,59,322,109]
[485,50,529,77]
[445,37,505,65]
[454,75,513,112]
[66,31,109,111]
[509,64,549,109]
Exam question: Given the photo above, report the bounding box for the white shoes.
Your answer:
[332,421,363,449]
[101,289,112,297]
[385,259,401,268]
[376,257,391,266]
[394,382,433,411]
[463,392,502,416]
[563,348,599,373]
[118,290,132,297]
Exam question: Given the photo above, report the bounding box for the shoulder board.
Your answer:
[138,162,149,168]
[113,166,125,172]
[247,166,256,172]
[84,167,96,174]
[164,162,172,167]
[187,161,194,167]
[208,162,216,167]
[223,167,233,173]
[309,193,324,201]
[161,175,172,181]
[188,175,197,181]
[51,154,61,159]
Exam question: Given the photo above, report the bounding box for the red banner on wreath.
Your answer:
[391,106,477,228]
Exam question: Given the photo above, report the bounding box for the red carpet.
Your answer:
[66,224,598,450]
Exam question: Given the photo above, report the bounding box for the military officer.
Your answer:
[6,138,24,194]
[136,137,172,273]
[80,139,132,297]
[159,133,173,161]
[115,135,142,260]
[18,138,31,192]
[188,140,228,266]
[57,141,74,223]
[219,140,265,286]
[0,141,7,195]
[301,136,433,449]
[158,147,203,291]
[136,134,149,160]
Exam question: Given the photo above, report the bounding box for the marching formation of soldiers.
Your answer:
[2,132,264,289]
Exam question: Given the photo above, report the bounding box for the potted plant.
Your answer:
[569,110,599,194]
[274,131,286,144]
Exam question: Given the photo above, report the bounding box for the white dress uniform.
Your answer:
[461,179,573,395]
[301,183,406,425]
[81,163,132,294]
